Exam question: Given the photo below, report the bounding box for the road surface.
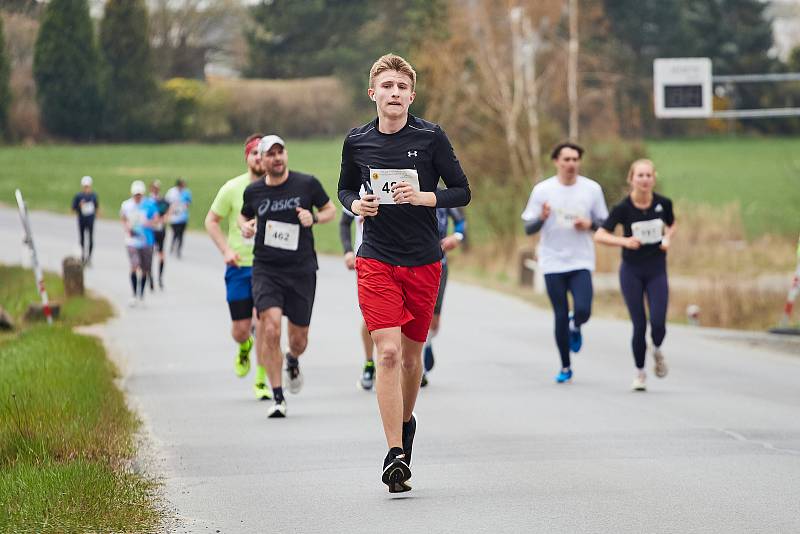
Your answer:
[1,207,798,533]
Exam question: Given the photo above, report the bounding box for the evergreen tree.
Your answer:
[0,16,11,140]
[33,0,102,139]
[100,0,157,139]
[602,0,690,136]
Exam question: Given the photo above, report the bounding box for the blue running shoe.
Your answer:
[568,312,582,353]
[555,368,573,383]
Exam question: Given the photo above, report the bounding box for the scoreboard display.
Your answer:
[654,58,712,118]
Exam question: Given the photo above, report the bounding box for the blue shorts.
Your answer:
[225,265,252,302]
[225,266,254,321]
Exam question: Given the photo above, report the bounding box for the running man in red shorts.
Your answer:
[338,53,471,493]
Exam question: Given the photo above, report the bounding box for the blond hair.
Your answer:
[626,158,656,186]
[369,53,417,90]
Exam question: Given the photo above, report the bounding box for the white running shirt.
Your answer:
[521,175,608,275]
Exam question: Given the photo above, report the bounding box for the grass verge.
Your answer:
[0,265,160,533]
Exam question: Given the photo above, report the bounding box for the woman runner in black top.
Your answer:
[338,54,470,493]
[595,159,677,392]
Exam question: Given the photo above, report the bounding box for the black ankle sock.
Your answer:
[286,353,299,368]
[130,273,138,295]
[385,447,405,467]
[273,387,284,402]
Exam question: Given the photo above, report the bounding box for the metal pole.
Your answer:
[15,189,53,325]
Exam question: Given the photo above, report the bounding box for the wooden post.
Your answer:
[62,256,84,297]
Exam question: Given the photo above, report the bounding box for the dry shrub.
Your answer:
[668,201,796,275]
[669,277,787,330]
[209,76,354,138]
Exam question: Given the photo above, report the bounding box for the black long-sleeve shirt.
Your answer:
[337,115,471,266]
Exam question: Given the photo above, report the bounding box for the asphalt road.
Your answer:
[1,206,798,534]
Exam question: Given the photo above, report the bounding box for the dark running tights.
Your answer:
[619,256,669,369]
[78,216,94,259]
[171,223,187,255]
[544,269,593,369]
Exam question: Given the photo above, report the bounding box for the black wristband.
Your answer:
[312,212,318,224]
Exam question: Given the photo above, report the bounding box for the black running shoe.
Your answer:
[402,413,417,467]
[382,449,412,493]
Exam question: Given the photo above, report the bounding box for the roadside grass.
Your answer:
[0,265,160,533]
[452,197,797,331]
[0,264,114,327]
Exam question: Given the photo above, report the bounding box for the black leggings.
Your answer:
[619,255,668,369]
[170,223,187,255]
[78,216,94,259]
[544,269,593,369]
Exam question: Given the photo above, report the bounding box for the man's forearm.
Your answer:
[205,216,230,256]
[524,218,545,235]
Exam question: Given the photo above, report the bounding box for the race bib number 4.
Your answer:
[368,168,420,205]
[264,220,299,251]
[554,207,585,229]
[631,218,664,245]
[80,201,95,216]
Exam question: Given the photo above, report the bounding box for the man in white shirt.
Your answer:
[521,142,608,383]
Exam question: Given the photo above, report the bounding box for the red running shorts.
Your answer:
[355,257,442,343]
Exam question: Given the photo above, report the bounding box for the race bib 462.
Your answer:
[264,220,300,251]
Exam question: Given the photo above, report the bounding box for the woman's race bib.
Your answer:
[264,220,299,251]
[368,168,420,205]
[631,218,664,245]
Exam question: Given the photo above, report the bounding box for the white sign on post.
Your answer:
[654,58,713,119]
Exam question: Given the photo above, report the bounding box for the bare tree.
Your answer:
[147,0,248,79]
[568,0,579,140]
[416,0,565,245]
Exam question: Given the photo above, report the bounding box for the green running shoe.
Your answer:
[235,336,254,377]
[253,380,272,400]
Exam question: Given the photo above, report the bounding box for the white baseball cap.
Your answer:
[130,180,146,195]
[80,175,93,187]
[257,134,286,155]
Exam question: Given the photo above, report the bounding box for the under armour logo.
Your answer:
[655,204,663,212]
[407,151,418,157]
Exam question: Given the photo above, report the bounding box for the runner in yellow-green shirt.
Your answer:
[205,133,272,399]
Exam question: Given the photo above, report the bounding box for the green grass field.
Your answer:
[0,136,797,246]
[0,140,345,254]
[0,266,159,532]
[649,137,800,237]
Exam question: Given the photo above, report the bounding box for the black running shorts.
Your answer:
[153,229,166,252]
[252,263,316,327]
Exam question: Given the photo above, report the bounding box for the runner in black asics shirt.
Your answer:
[240,135,336,418]
[338,54,470,494]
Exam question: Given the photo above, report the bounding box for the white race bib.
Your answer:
[631,218,664,245]
[264,220,299,251]
[80,201,95,216]
[368,168,420,205]
[554,207,584,229]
